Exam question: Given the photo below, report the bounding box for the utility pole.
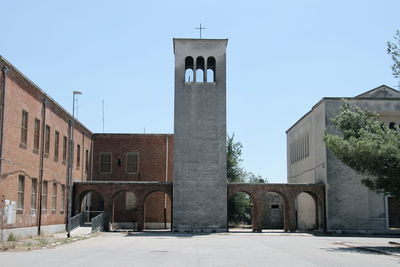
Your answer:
[67,91,82,238]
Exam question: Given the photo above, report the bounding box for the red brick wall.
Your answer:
[0,59,93,229]
[91,134,174,225]
[92,134,173,182]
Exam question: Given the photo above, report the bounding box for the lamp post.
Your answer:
[67,91,82,237]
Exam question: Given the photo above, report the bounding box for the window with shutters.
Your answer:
[99,152,112,173]
[126,153,139,173]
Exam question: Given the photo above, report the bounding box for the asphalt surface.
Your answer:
[1,231,400,267]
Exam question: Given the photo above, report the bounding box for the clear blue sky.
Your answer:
[2,0,399,182]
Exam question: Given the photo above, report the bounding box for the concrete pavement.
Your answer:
[0,231,400,267]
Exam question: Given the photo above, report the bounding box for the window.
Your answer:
[195,56,205,82]
[20,110,28,146]
[271,204,280,209]
[127,153,139,173]
[42,181,48,210]
[99,153,112,173]
[31,178,37,210]
[54,131,59,161]
[76,144,81,168]
[62,136,67,164]
[34,118,40,151]
[17,175,25,210]
[85,150,89,172]
[52,183,57,211]
[44,125,50,155]
[207,57,216,82]
[61,185,65,212]
[185,56,194,82]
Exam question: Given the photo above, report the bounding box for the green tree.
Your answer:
[323,102,400,198]
[226,134,266,226]
[387,30,400,78]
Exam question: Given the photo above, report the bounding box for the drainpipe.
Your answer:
[164,135,169,229]
[37,98,47,235]
[0,66,9,182]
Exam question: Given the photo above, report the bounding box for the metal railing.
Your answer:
[91,212,105,233]
[68,213,84,232]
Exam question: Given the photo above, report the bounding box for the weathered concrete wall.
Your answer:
[296,192,316,230]
[287,88,400,233]
[173,39,228,232]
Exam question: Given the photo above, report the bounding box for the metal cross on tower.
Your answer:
[196,24,206,39]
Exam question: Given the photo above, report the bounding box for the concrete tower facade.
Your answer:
[173,38,228,232]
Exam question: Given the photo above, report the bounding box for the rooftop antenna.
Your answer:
[102,100,105,133]
[196,24,206,39]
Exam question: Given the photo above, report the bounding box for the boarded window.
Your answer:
[45,125,50,155]
[52,183,57,211]
[34,118,40,151]
[17,175,25,210]
[99,153,112,173]
[54,131,59,161]
[125,192,137,210]
[20,110,28,146]
[31,178,37,210]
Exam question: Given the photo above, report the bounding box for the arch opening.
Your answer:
[185,69,194,82]
[111,191,138,231]
[228,191,253,231]
[261,192,285,231]
[196,56,205,82]
[144,191,172,230]
[78,190,104,223]
[207,57,216,82]
[295,192,317,230]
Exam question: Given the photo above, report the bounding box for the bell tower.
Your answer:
[173,38,228,232]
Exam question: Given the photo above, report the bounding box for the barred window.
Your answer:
[34,118,40,151]
[45,125,50,155]
[61,185,65,211]
[99,153,112,173]
[52,183,57,211]
[31,178,37,210]
[62,136,67,163]
[20,110,28,146]
[17,175,25,210]
[126,153,139,173]
[54,131,59,161]
[42,181,48,210]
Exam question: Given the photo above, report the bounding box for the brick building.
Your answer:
[0,57,173,238]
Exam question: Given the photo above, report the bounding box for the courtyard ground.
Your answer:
[0,230,400,266]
